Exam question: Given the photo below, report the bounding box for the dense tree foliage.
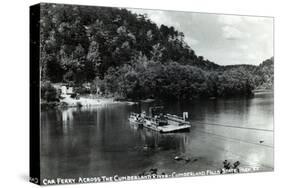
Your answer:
[101,58,261,100]
[40,4,219,81]
[252,57,274,90]
[40,3,274,101]
[41,81,60,102]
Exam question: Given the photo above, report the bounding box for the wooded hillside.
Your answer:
[39,3,274,100]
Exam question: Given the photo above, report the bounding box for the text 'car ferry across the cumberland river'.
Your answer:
[128,106,191,133]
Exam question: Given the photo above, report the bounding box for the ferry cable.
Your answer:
[192,126,273,148]
[191,120,273,132]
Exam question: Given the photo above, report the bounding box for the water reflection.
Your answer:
[41,92,273,179]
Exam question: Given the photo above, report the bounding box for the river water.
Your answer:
[40,91,273,180]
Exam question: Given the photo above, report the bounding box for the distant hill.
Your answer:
[217,58,274,91]
[253,57,274,90]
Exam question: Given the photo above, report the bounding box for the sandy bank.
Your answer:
[60,95,136,107]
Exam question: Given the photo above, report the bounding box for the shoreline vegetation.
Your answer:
[39,4,274,109]
[40,81,272,110]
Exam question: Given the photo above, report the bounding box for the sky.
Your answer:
[128,8,273,66]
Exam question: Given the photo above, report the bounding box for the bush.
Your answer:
[41,81,59,102]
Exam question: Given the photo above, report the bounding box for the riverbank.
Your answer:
[41,95,137,109]
[41,88,273,110]
[253,89,273,93]
[61,95,117,107]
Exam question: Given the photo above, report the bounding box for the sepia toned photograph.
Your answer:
[30,3,273,185]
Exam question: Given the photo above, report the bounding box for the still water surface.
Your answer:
[40,92,273,179]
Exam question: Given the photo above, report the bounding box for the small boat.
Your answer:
[128,112,144,126]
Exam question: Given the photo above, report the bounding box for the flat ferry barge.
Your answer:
[128,107,191,133]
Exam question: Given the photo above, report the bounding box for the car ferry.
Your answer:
[128,107,191,133]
